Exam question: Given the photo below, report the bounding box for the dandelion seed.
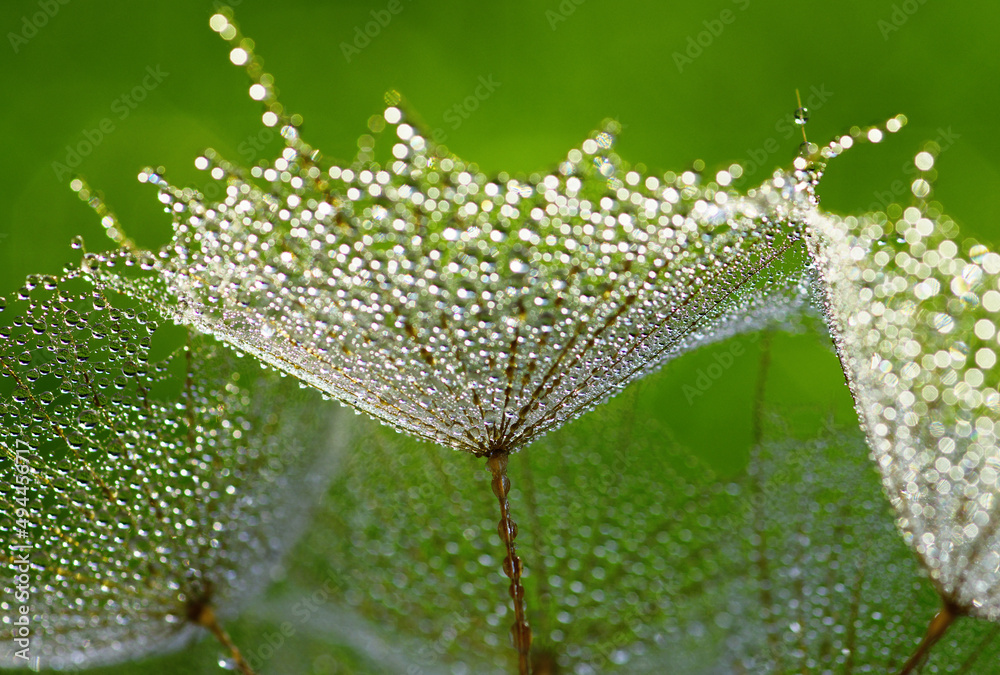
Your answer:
[807,141,1000,668]
[715,423,953,673]
[0,275,343,671]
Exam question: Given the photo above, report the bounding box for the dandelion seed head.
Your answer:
[85,27,818,457]
[808,150,1000,619]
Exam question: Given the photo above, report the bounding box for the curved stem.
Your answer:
[193,604,258,675]
[487,451,532,675]
[897,602,959,675]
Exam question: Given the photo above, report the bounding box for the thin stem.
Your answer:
[193,604,257,675]
[795,88,808,145]
[486,451,532,675]
[896,602,959,675]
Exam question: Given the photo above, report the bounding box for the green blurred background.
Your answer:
[1,1,999,672]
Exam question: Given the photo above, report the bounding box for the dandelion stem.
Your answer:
[486,451,532,675]
[896,601,959,675]
[193,604,257,675]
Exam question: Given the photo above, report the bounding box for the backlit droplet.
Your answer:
[229,47,248,66]
[915,151,935,171]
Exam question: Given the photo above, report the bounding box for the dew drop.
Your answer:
[914,151,935,172]
[932,312,954,334]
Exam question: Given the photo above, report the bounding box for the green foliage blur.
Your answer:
[1,1,999,673]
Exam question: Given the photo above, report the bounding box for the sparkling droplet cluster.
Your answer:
[86,13,816,458]
[0,275,339,669]
[807,149,1000,621]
